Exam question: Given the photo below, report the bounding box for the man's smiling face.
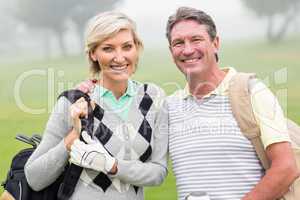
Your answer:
[169,19,219,77]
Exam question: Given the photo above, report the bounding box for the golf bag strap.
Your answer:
[57,90,94,200]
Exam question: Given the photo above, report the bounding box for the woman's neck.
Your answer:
[98,78,128,100]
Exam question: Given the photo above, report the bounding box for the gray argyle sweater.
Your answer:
[24,82,169,200]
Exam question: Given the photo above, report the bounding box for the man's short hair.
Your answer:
[166,7,217,44]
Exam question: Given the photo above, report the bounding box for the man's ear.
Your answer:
[212,36,220,62]
[213,35,220,52]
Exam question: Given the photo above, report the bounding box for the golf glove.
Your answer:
[70,131,116,173]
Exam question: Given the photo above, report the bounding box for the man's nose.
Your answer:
[182,42,194,56]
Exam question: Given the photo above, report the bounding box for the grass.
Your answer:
[0,37,299,199]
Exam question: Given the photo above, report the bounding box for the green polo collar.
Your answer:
[98,79,136,98]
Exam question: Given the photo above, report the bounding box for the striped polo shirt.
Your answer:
[166,68,267,200]
[167,67,290,200]
[167,94,264,200]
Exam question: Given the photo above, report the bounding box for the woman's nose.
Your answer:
[113,50,126,63]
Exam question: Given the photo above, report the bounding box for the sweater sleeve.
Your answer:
[24,97,72,191]
[249,79,290,149]
[112,99,169,186]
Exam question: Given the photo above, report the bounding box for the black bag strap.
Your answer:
[58,90,94,140]
[57,89,95,200]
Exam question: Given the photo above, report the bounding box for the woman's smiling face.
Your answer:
[91,29,139,83]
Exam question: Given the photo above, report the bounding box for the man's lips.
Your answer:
[181,58,200,63]
[180,53,204,63]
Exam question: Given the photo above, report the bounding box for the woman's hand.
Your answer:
[64,97,88,151]
[69,132,116,174]
[70,97,88,134]
[64,128,79,151]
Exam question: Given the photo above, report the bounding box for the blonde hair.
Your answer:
[84,11,143,77]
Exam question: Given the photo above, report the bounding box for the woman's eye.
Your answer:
[102,47,113,52]
[123,44,133,50]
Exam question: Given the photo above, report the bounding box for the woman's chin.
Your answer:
[108,74,131,83]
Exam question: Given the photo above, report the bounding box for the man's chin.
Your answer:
[183,67,204,76]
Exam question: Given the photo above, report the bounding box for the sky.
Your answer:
[118,0,268,47]
[0,0,298,57]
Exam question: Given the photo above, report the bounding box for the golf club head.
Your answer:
[31,134,42,144]
[15,134,37,148]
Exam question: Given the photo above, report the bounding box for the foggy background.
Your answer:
[0,1,299,198]
[0,0,299,61]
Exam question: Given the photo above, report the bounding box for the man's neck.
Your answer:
[187,67,226,99]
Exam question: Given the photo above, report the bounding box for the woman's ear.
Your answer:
[89,51,97,62]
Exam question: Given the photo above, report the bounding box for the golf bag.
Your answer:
[1,90,93,200]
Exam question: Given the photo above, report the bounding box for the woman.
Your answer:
[24,11,168,200]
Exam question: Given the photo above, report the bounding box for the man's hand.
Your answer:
[70,131,116,173]
[242,142,299,200]
[76,79,96,94]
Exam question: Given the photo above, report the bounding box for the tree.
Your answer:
[0,3,18,54]
[241,0,300,43]
[14,0,123,57]
[69,0,121,51]
[15,0,73,56]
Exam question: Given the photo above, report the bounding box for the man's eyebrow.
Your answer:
[191,35,204,38]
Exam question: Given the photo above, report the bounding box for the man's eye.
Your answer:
[192,38,204,43]
[173,41,183,47]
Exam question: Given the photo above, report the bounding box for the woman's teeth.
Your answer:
[110,64,127,71]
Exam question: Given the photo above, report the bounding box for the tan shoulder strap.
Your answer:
[228,72,270,170]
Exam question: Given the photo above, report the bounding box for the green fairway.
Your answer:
[0,38,299,199]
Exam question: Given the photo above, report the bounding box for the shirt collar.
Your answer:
[181,67,237,99]
[95,79,135,98]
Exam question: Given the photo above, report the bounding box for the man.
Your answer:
[165,6,299,200]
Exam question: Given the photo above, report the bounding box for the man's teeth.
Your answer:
[184,58,199,63]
